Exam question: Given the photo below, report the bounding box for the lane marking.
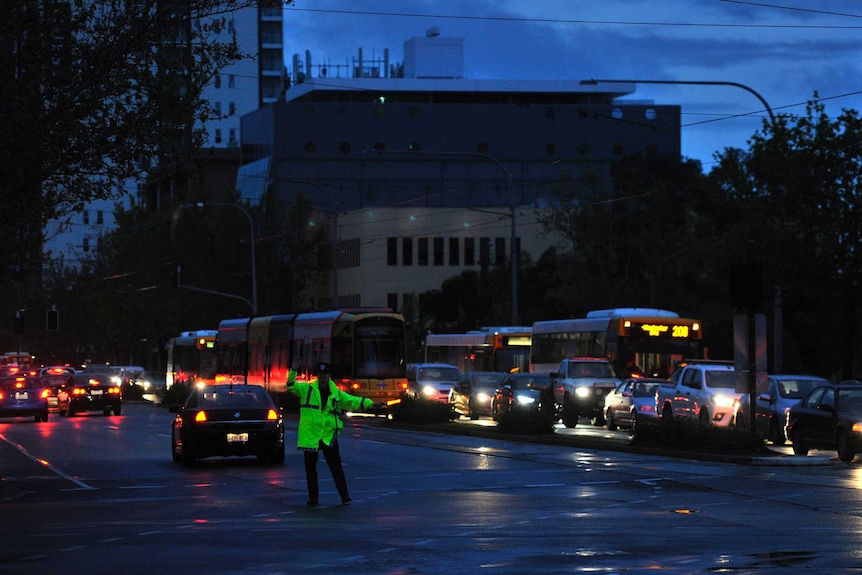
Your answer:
[0,432,96,491]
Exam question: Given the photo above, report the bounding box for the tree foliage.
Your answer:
[0,0,286,271]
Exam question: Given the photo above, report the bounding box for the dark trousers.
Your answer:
[303,439,349,502]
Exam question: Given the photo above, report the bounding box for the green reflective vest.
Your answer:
[287,370,371,449]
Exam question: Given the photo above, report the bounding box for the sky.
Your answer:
[283,0,862,171]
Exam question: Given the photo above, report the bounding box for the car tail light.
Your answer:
[195,411,207,422]
[267,409,279,420]
[40,389,50,399]
[0,392,4,400]
[73,388,87,395]
[108,387,121,394]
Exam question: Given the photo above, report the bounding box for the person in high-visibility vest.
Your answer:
[287,362,373,506]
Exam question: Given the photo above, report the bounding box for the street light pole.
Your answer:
[583,78,777,434]
[180,202,257,315]
[369,149,519,324]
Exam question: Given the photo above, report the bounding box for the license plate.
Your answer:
[15,392,28,400]
[90,389,103,395]
[227,433,249,443]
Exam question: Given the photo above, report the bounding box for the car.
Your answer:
[39,366,77,412]
[57,373,122,417]
[492,372,556,433]
[0,375,49,422]
[449,371,507,419]
[604,378,664,432]
[786,382,862,462]
[406,363,463,402]
[735,374,830,445]
[169,383,285,466]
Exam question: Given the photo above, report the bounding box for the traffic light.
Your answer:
[172,265,182,288]
[13,313,23,334]
[46,308,59,332]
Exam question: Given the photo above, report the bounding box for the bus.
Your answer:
[424,326,532,374]
[165,330,217,389]
[215,310,409,407]
[530,308,703,379]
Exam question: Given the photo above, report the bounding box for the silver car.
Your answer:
[604,378,664,432]
[736,374,829,444]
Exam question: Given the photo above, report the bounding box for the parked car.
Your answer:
[449,371,507,419]
[735,374,830,445]
[170,383,285,466]
[604,378,664,432]
[0,375,49,422]
[39,366,76,412]
[406,363,463,402]
[492,372,555,433]
[786,382,862,462]
[57,373,122,417]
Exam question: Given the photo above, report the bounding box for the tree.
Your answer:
[712,97,862,378]
[0,1,290,278]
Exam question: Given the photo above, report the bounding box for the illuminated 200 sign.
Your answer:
[637,323,690,338]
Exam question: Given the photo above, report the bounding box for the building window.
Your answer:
[214,101,222,116]
[229,101,236,116]
[215,75,221,89]
[82,237,89,252]
[215,129,222,144]
[402,238,412,265]
[82,211,89,225]
[96,210,104,225]
[228,75,236,89]
[418,238,428,266]
[465,238,475,265]
[449,238,459,265]
[387,293,398,311]
[433,238,444,266]
[229,129,237,143]
[387,238,397,265]
[495,237,506,266]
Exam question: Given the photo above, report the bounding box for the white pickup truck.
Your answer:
[552,357,619,428]
[656,362,740,426]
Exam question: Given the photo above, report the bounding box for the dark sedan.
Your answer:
[170,384,285,466]
[0,375,49,422]
[492,373,555,433]
[449,371,507,419]
[57,373,122,417]
[786,382,862,462]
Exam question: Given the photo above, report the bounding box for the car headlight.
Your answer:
[575,386,591,398]
[421,385,438,397]
[711,394,737,408]
[516,394,536,405]
[475,392,490,403]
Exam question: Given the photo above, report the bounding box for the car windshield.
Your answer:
[777,378,825,399]
[633,382,661,397]
[566,362,614,379]
[510,376,550,391]
[705,370,736,389]
[838,389,862,414]
[191,386,268,408]
[418,367,461,381]
[473,374,505,387]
